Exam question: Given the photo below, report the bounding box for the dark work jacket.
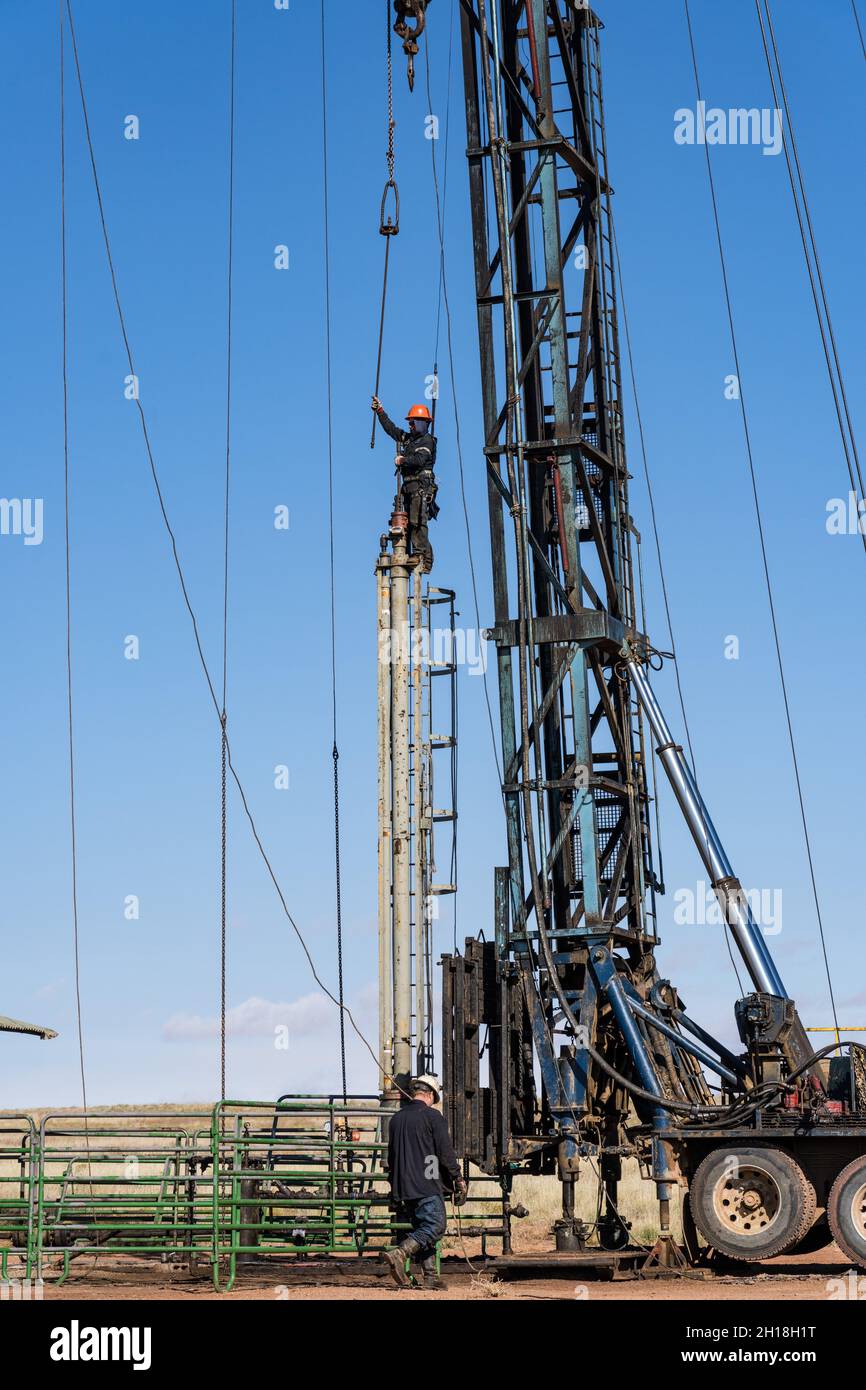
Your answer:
[377,409,437,484]
[387,1100,461,1201]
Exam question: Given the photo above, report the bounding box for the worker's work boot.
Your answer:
[380,1235,421,1288]
[420,1253,446,1291]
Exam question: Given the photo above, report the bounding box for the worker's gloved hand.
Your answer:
[394,454,404,469]
[452,1179,468,1207]
[371,395,383,413]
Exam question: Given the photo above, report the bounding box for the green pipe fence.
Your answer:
[0,1098,507,1288]
[35,1110,215,1284]
[0,1115,37,1281]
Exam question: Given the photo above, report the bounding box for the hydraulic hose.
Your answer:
[584,1036,859,1127]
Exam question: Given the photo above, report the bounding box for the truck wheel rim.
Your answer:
[712,1164,780,1236]
[849,1181,866,1242]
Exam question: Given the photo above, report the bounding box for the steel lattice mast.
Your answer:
[456,0,659,1087]
[442,4,818,1251]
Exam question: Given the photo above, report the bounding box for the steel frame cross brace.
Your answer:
[458,0,665,1147]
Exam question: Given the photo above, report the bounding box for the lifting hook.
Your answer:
[379,177,400,236]
[393,0,430,92]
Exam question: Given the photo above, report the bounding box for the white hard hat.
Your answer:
[411,1073,441,1103]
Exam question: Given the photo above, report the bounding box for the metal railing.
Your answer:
[0,1097,507,1289]
[35,1109,214,1283]
[0,1115,37,1280]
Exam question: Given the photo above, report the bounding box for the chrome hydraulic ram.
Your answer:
[625,651,817,1074]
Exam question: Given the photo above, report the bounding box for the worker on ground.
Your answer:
[381,1074,466,1291]
[372,396,438,573]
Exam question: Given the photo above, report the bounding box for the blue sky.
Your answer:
[1,0,864,1107]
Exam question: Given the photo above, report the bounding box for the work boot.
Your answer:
[380,1235,421,1288]
[420,1254,446,1291]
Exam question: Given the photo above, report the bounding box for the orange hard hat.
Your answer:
[406,403,433,422]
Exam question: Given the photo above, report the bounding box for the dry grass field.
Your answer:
[1,1102,671,1244]
[462,1162,678,1246]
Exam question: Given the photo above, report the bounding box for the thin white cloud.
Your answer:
[163,993,332,1042]
[33,978,66,1001]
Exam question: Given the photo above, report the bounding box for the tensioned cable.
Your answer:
[756,0,865,547]
[423,19,464,963]
[476,0,549,976]
[320,0,347,1103]
[63,0,401,1097]
[683,0,839,1038]
[370,0,398,449]
[59,0,91,1129]
[610,220,744,996]
[424,2,454,420]
[852,0,866,64]
[219,0,236,1107]
[423,19,503,791]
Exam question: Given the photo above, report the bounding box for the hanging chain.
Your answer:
[321,0,348,1101]
[220,713,228,1101]
[220,0,237,1106]
[371,0,400,447]
[333,744,347,1100]
[386,7,395,183]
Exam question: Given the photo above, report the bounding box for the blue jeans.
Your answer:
[399,1194,447,1257]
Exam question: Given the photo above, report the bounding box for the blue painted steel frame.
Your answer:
[457,0,694,1173]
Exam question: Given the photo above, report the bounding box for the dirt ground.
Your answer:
[33,1241,856,1303]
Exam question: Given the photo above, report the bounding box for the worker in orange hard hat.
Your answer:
[372,395,439,572]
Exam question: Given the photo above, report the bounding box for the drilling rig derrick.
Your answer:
[439,0,672,1249]
[439,0,866,1266]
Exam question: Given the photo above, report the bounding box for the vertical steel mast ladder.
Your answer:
[413,585,459,1075]
[377,512,458,1097]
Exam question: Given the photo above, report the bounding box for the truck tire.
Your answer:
[827,1156,866,1268]
[689,1146,815,1261]
[681,1192,703,1265]
[792,1211,832,1255]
